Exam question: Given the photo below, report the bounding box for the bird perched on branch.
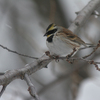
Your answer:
[44,23,95,57]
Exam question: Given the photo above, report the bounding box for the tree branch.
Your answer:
[24,74,40,100]
[0,41,100,86]
[0,54,52,86]
[0,85,7,97]
[38,52,100,95]
[0,44,38,59]
[82,40,100,59]
[0,0,100,98]
[68,0,100,33]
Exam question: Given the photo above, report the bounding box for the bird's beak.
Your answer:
[44,33,47,36]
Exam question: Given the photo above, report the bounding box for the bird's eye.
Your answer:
[46,29,57,36]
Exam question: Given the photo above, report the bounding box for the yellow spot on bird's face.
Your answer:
[47,34,52,38]
[48,24,55,31]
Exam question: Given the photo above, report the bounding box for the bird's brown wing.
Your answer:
[57,28,86,46]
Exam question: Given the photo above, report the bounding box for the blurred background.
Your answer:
[0,0,100,100]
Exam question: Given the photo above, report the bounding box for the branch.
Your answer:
[0,85,7,97]
[68,0,100,33]
[82,40,100,59]
[38,52,100,95]
[0,44,38,59]
[0,41,100,86]
[24,74,40,100]
[0,54,52,86]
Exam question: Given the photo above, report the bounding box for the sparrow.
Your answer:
[44,23,94,57]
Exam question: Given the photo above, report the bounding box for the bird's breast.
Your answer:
[46,36,79,56]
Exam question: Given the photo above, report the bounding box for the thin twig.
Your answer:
[66,48,77,64]
[38,53,100,95]
[58,56,100,71]
[72,57,100,71]
[0,85,7,97]
[24,74,40,100]
[66,48,77,59]
[44,41,100,71]
[79,45,96,50]
[82,41,100,59]
[0,44,38,59]
[0,54,52,86]
[0,72,5,75]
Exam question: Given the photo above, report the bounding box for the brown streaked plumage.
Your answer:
[44,23,93,56]
[57,27,86,46]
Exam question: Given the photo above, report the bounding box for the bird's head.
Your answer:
[44,23,58,38]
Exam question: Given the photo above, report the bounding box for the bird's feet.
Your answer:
[66,48,76,64]
[45,51,59,62]
[45,51,51,57]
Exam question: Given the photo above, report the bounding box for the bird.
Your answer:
[44,23,95,57]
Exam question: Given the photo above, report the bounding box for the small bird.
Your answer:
[44,23,94,57]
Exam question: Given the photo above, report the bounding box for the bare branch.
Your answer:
[38,53,100,95]
[79,45,96,50]
[0,73,5,75]
[68,0,100,34]
[76,10,100,17]
[0,54,52,86]
[0,42,99,93]
[83,40,100,59]
[0,44,38,59]
[0,85,7,97]
[0,54,52,97]
[24,74,40,100]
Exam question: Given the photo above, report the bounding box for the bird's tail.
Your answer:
[79,43,96,50]
[85,43,96,47]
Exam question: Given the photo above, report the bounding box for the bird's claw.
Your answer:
[45,51,59,62]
